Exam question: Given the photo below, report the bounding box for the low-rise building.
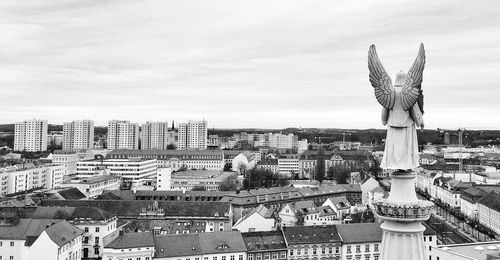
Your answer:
[278,154,299,177]
[430,241,500,260]
[59,175,121,198]
[103,232,155,260]
[49,150,81,175]
[0,164,64,196]
[233,205,275,232]
[242,231,288,260]
[256,160,279,174]
[153,231,247,260]
[107,149,225,171]
[336,223,382,260]
[77,158,157,188]
[0,218,83,260]
[171,170,237,191]
[282,225,342,260]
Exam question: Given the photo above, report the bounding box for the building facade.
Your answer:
[140,121,175,150]
[178,120,208,150]
[14,119,48,152]
[62,120,94,151]
[0,164,64,195]
[107,120,140,150]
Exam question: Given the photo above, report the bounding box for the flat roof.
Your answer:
[63,175,120,184]
[172,170,235,179]
[436,242,500,260]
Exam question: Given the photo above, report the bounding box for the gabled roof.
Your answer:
[242,231,287,252]
[0,219,82,247]
[106,232,154,249]
[235,205,274,226]
[317,206,336,217]
[40,200,231,218]
[325,196,351,210]
[294,200,318,214]
[43,221,84,247]
[282,225,341,245]
[478,191,500,212]
[57,188,86,200]
[336,223,382,244]
[154,231,246,258]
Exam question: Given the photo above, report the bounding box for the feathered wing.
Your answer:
[368,45,396,110]
[401,43,426,111]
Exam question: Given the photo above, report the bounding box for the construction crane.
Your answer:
[437,128,467,180]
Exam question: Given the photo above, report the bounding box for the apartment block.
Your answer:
[107,120,139,150]
[62,120,94,150]
[14,119,48,152]
[178,120,207,150]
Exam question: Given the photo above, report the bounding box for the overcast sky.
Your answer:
[1,0,499,129]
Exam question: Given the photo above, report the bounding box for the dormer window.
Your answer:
[216,243,230,250]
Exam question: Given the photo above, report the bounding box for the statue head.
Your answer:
[394,70,406,87]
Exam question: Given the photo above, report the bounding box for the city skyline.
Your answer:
[1,0,500,129]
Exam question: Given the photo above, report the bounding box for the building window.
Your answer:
[347,246,352,254]
[10,242,14,246]
[356,245,361,253]
[95,237,99,244]
[429,236,433,242]
[272,253,278,259]
[94,247,99,255]
[248,255,253,260]
[85,227,89,232]
[213,257,217,260]
[365,245,370,252]
[256,254,262,260]
[374,244,379,252]
[280,252,286,259]
[264,253,270,260]
[222,256,226,260]
[238,256,243,260]
[313,248,317,255]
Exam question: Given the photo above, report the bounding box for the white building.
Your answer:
[51,150,80,175]
[233,205,275,232]
[154,231,247,260]
[107,149,225,171]
[170,170,237,191]
[107,120,139,150]
[430,241,500,260]
[14,119,48,152]
[140,121,175,150]
[268,133,297,150]
[62,120,94,151]
[0,164,64,196]
[103,232,155,260]
[0,218,83,260]
[297,139,309,154]
[178,120,208,150]
[278,154,300,177]
[76,158,157,188]
[156,167,172,191]
[59,175,121,198]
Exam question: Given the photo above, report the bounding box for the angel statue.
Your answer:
[368,43,425,171]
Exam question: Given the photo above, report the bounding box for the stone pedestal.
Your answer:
[374,171,434,260]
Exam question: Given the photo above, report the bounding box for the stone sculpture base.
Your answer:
[374,170,433,260]
[380,221,426,260]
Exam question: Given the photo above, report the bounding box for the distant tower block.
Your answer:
[444,132,450,145]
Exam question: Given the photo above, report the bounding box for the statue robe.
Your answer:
[380,86,423,170]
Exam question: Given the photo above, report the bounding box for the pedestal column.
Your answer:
[375,170,434,260]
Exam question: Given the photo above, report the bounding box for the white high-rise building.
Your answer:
[178,120,208,150]
[107,120,139,150]
[140,121,172,150]
[14,119,48,152]
[62,120,94,150]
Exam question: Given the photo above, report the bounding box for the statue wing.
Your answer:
[401,43,426,111]
[368,45,396,109]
